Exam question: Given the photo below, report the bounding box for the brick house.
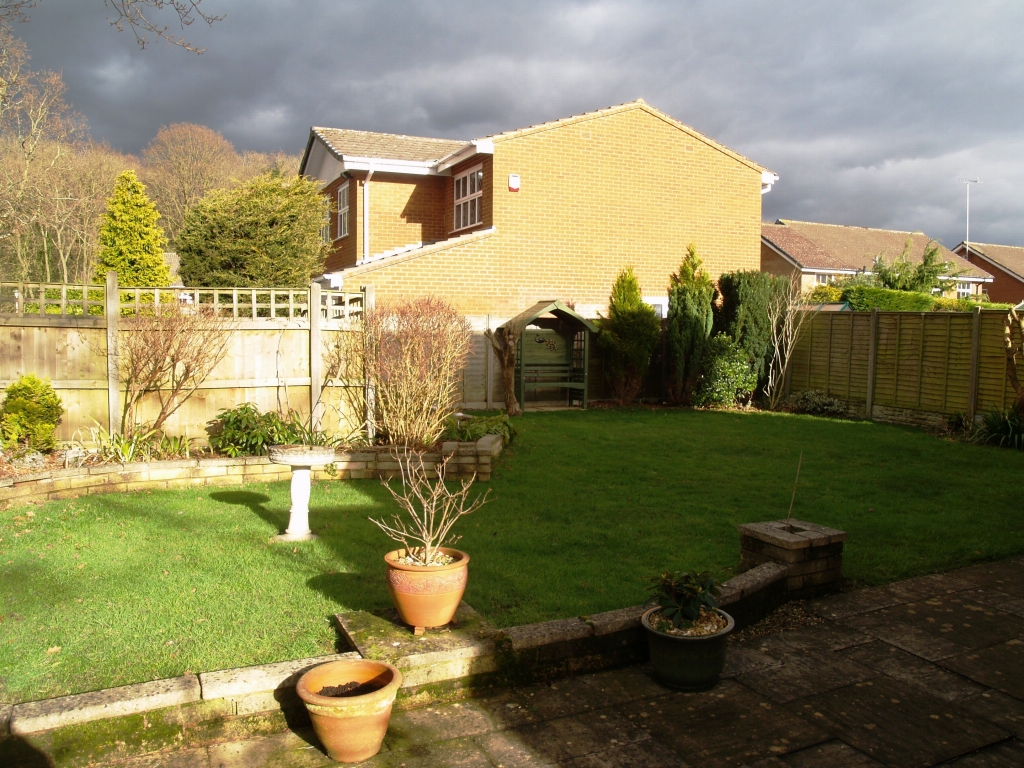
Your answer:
[952,242,1024,304]
[761,220,992,296]
[299,99,777,318]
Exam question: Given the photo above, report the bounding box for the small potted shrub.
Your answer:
[370,452,491,633]
[296,658,403,763]
[641,570,734,690]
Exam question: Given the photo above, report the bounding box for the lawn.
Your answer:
[2,408,1023,704]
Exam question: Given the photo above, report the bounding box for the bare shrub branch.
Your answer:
[360,297,472,449]
[119,302,235,435]
[766,281,817,410]
[371,451,491,566]
[104,0,223,53]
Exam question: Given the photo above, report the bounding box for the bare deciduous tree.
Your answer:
[1004,308,1024,416]
[118,302,234,435]
[484,325,522,416]
[370,451,491,566]
[765,280,817,410]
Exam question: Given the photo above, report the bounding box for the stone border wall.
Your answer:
[0,435,503,510]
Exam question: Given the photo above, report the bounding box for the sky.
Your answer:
[13,0,1024,249]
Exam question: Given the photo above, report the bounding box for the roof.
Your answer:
[310,127,467,163]
[500,300,599,336]
[302,99,771,177]
[773,220,991,280]
[957,242,1024,280]
[761,224,852,271]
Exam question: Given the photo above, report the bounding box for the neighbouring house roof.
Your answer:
[500,300,599,336]
[956,242,1024,281]
[771,220,991,280]
[761,224,853,271]
[311,128,467,163]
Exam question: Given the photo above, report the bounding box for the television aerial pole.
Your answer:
[959,178,982,257]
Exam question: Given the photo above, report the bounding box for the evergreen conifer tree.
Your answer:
[95,170,171,287]
[667,244,714,404]
[598,266,662,406]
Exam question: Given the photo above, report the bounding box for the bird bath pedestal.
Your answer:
[268,445,337,542]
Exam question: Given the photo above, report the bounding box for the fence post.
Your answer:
[865,308,878,420]
[104,271,121,435]
[308,282,323,429]
[968,306,982,422]
[363,285,376,441]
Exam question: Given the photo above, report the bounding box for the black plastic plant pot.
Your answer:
[641,606,735,691]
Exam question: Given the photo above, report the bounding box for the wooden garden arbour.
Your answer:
[499,300,599,409]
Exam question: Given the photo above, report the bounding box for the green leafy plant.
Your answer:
[784,389,846,417]
[804,284,843,303]
[441,414,518,446]
[90,424,159,463]
[208,403,295,457]
[841,285,936,312]
[975,409,1024,451]
[0,374,64,452]
[693,334,757,408]
[872,238,962,294]
[282,411,343,448]
[155,433,192,459]
[667,244,714,405]
[598,266,662,406]
[648,571,721,629]
[716,270,790,382]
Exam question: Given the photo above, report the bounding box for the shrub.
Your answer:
[931,296,975,312]
[716,270,789,380]
[841,286,936,312]
[95,170,171,287]
[975,409,1024,451]
[363,297,472,449]
[804,284,843,303]
[598,267,663,406]
[441,414,518,446]
[208,403,297,457]
[784,389,846,417]
[693,334,757,408]
[0,375,64,452]
[178,173,328,288]
[667,245,714,405]
[872,238,961,294]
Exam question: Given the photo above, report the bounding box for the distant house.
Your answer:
[761,220,992,297]
[299,99,778,318]
[952,242,1024,304]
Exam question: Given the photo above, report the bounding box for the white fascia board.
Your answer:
[433,139,495,174]
[341,156,437,176]
[801,268,860,275]
[761,171,779,195]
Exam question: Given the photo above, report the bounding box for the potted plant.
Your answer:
[296,658,403,763]
[641,570,734,690]
[370,452,491,633]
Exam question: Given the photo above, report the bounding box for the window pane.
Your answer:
[469,173,476,195]
[476,170,483,190]
[455,204,462,229]
[472,198,478,224]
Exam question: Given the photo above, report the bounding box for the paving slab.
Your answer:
[779,739,884,766]
[559,736,687,767]
[806,587,907,621]
[939,639,1024,700]
[942,739,1024,767]
[616,679,830,767]
[384,700,499,752]
[787,675,1010,767]
[838,640,987,702]
[108,747,212,767]
[841,611,975,662]
[961,691,1024,739]
[205,729,331,768]
[738,651,878,704]
[961,588,1024,620]
[953,559,1024,599]
[746,622,873,656]
[363,735,494,768]
[484,708,651,765]
[720,645,785,679]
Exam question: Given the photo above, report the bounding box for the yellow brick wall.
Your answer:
[344,106,765,316]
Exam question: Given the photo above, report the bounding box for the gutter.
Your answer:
[761,171,779,195]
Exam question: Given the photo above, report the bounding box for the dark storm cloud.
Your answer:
[14,0,1024,247]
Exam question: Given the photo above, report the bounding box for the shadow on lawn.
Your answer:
[209,491,283,532]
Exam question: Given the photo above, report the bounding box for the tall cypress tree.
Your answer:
[95,170,171,287]
[598,266,662,406]
[667,244,714,405]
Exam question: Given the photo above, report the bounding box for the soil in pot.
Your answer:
[384,547,469,630]
[297,659,402,763]
[642,606,734,692]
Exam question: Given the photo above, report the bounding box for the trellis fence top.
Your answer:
[0,279,365,322]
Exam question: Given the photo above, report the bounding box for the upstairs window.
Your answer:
[454,165,483,231]
[320,197,331,244]
[337,182,349,239]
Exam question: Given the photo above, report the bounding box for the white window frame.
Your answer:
[453,164,483,232]
[644,296,668,320]
[956,281,972,299]
[815,273,835,285]
[336,182,349,240]
[320,197,331,244]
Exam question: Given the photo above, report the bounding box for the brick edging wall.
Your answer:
[0,435,503,510]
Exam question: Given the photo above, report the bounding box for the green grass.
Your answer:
[2,408,1023,704]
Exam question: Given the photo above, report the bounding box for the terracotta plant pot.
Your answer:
[641,606,734,691]
[384,547,469,630]
[296,658,402,763]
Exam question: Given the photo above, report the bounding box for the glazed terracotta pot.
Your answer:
[641,606,734,691]
[384,547,469,629]
[296,658,402,763]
